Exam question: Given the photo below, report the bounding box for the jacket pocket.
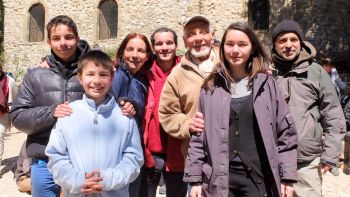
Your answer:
[309,107,323,144]
[202,163,213,183]
[298,109,323,161]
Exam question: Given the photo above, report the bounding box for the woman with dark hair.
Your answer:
[111,32,153,197]
[112,33,153,197]
[112,32,153,125]
[184,22,298,197]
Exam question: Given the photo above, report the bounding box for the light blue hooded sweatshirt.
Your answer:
[45,94,144,197]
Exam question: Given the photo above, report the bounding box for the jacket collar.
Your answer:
[181,47,220,77]
[118,59,133,77]
[216,69,231,93]
[83,93,116,113]
[147,56,181,80]
[47,40,90,77]
[252,73,269,102]
[215,66,268,102]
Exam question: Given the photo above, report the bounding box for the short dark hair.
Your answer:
[150,27,178,46]
[46,15,78,39]
[320,57,333,66]
[77,50,114,77]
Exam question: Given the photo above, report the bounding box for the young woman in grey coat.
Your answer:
[183,22,298,197]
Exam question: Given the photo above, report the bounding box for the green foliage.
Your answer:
[102,47,117,59]
[0,51,3,63]
[176,49,186,57]
[12,66,26,82]
[10,54,26,82]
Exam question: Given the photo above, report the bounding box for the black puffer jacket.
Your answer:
[10,40,90,158]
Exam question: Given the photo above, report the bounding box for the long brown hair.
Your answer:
[115,32,153,72]
[204,22,270,90]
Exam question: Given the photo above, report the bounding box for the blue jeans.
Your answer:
[31,158,61,197]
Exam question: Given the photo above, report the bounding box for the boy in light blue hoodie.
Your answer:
[45,50,144,197]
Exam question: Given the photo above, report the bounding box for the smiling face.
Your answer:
[47,24,79,63]
[223,29,252,76]
[183,20,213,61]
[123,37,149,74]
[78,62,113,104]
[153,31,177,65]
[274,32,301,61]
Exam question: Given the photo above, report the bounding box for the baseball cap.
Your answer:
[183,16,210,29]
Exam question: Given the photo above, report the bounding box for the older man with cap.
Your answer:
[271,19,346,197]
[158,15,219,165]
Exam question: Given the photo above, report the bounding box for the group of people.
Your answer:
[5,13,346,197]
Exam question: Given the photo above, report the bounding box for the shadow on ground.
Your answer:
[1,156,18,178]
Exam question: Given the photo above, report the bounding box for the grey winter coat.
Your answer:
[10,40,89,158]
[183,73,298,197]
[272,41,346,166]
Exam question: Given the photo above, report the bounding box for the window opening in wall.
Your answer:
[98,0,118,40]
[248,0,269,30]
[28,3,45,42]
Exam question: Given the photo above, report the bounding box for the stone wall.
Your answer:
[296,0,350,66]
[3,0,246,80]
[3,0,350,80]
[270,0,350,68]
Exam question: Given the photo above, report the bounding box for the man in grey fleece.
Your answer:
[271,19,346,197]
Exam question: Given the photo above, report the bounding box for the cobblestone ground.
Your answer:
[0,129,349,197]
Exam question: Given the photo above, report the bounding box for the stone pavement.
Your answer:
[0,129,349,197]
[0,129,28,197]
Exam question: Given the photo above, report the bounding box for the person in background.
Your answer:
[184,22,298,197]
[343,98,350,176]
[271,19,346,197]
[0,66,17,190]
[321,57,348,99]
[10,15,89,196]
[0,63,17,171]
[142,27,185,197]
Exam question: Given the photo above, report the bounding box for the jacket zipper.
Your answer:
[93,111,100,197]
[93,111,97,169]
[63,80,67,101]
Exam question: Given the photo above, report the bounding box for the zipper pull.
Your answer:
[93,113,98,124]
